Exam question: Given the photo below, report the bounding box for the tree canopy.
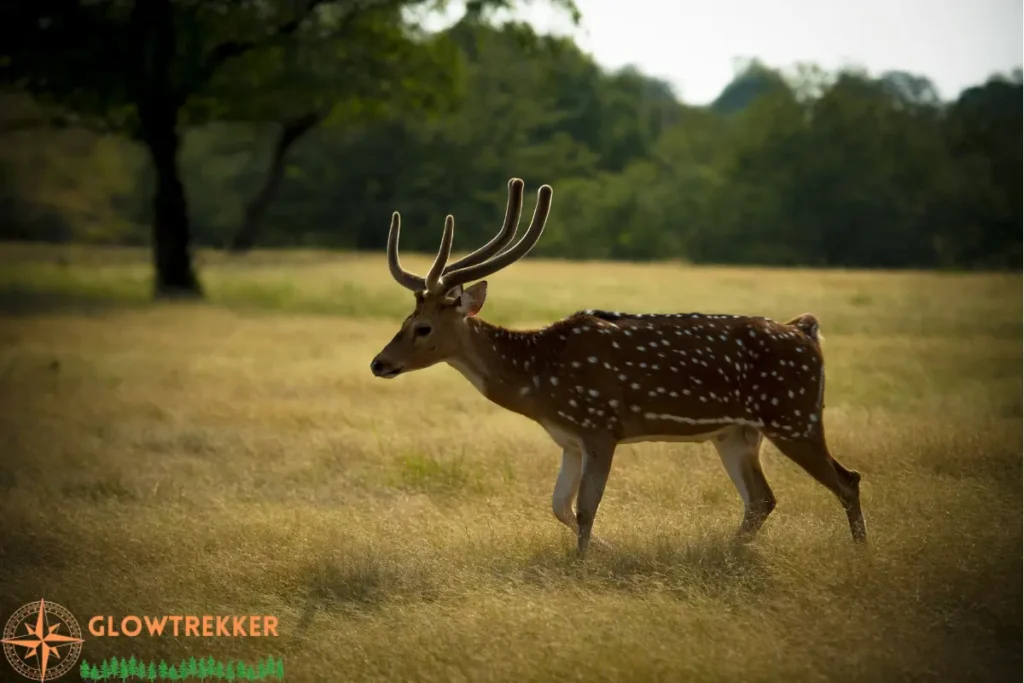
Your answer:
[1,7,1020,284]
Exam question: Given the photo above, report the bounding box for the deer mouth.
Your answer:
[371,357,404,379]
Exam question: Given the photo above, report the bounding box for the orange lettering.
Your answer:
[202,616,213,637]
[106,616,120,637]
[184,616,199,636]
[121,616,142,637]
[145,616,167,636]
[263,616,279,637]
[88,616,104,637]
[232,616,245,636]
[168,616,183,637]
[216,616,230,637]
[249,617,261,637]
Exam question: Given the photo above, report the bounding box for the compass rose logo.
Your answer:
[2,599,85,681]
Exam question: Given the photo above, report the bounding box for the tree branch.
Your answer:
[228,111,326,253]
[184,0,333,98]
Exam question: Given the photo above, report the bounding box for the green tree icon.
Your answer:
[120,657,130,680]
[187,656,198,678]
[128,656,139,677]
[81,660,92,679]
[275,659,284,679]
[207,656,217,678]
[159,661,169,679]
[148,661,159,681]
[215,661,225,679]
[168,664,179,681]
[92,663,102,680]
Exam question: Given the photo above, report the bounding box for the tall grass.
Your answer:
[0,243,1020,682]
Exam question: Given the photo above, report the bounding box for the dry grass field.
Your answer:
[0,243,1021,682]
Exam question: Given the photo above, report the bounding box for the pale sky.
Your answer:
[429,0,1024,103]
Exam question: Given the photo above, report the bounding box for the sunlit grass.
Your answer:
[0,243,1020,682]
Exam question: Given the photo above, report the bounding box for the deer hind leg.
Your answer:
[765,432,866,543]
[575,439,616,555]
[713,425,776,540]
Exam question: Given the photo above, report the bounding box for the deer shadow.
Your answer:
[510,531,775,601]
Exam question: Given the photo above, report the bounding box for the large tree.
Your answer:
[0,0,578,297]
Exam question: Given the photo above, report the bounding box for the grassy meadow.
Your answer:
[0,242,1021,682]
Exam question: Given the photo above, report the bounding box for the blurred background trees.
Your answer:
[1,1,1020,298]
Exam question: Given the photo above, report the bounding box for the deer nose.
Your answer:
[370,358,386,376]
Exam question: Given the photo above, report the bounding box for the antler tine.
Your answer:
[387,211,427,292]
[439,183,552,291]
[442,178,525,274]
[425,214,455,292]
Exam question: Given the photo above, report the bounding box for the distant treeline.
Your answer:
[2,19,1020,272]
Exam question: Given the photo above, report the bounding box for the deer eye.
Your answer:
[413,324,432,338]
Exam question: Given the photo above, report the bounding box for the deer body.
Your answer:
[448,311,822,442]
[371,179,866,554]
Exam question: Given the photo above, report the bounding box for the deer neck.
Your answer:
[445,317,538,413]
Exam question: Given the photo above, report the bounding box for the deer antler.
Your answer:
[437,183,552,292]
[386,178,547,294]
[425,215,455,292]
[442,178,524,273]
[386,212,426,292]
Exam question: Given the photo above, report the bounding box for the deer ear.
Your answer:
[457,281,487,317]
[445,284,464,299]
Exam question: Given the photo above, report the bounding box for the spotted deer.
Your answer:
[370,178,866,554]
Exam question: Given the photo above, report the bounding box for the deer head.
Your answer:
[370,178,553,379]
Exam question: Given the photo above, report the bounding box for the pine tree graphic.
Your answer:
[168,664,179,680]
[81,660,92,679]
[159,661,169,679]
[92,663,102,680]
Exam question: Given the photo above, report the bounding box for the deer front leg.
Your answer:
[575,439,616,556]
[551,448,614,550]
[551,448,582,533]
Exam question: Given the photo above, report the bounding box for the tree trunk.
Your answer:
[228,112,322,253]
[131,0,201,298]
[145,117,202,298]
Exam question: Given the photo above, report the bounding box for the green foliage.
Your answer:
[79,658,283,681]
[0,0,581,295]
[0,12,1019,271]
